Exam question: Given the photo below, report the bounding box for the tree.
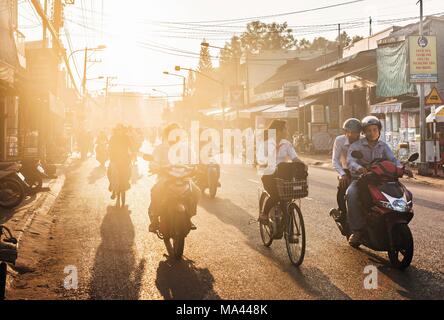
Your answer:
[192,39,218,109]
[310,37,330,51]
[352,35,364,44]
[336,31,352,47]
[197,40,213,74]
[298,38,311,50]
[240,21,296,53]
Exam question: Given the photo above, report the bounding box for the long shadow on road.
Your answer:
[88,205,146,299]
[88,166,106,184]
[155,258,221,300]
[198,196,351,299]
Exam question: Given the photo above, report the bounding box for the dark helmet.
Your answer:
[361,116,382,131]
[342,118,362,133]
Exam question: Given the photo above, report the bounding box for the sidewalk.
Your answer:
[300,153,444,189]
[1,158,72,298]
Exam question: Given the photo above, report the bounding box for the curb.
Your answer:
[4,157,72,297]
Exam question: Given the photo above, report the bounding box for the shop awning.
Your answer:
[426,105,444,123]
[261,103,299,119]
[370,98,419,114]
[239,104,275,119]
[200,107,232,117]
[316,49,376,73]
[214,110,237,121]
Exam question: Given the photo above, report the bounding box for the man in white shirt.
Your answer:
[329,118,362,220]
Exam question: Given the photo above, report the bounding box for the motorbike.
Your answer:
[0,225,17,300]
[19,159,54,192]
[194,161,220,199]
[144,154,197,259]
[0,162,27,209]
[330,151,419,270]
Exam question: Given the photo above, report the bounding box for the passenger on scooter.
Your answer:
[148,123,198,233]
[257,120,306,222]
[346,116,402,248]
[330,118,362,218]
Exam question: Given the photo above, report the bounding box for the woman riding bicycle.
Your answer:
[257,120,306,222]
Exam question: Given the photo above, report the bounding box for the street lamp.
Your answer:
[67,45,106,65]
[86,76,104,81]
[152,88,169,98]
[175,65,227,127]
[163,71,186,99]
[67,45,107,96]
[200,42,242,126]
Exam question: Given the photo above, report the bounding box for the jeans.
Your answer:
[336,170,350,215]
[346,180,366,232]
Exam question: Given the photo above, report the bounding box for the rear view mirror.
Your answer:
[351,150,364,160]
[143,154,153,161]
[408,153,419,163]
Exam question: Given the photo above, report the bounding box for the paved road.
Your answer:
[8,154,444,300]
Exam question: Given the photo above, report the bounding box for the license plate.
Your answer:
[17,173,26,181]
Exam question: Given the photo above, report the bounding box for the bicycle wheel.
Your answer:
[285,202,306,267]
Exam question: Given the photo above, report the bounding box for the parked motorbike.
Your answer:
[330,151,419,269]
[0,162,27,209]
[194,161,220,199]
[20,159,54,193]
[0,225,17,300]
[144,154,197,259]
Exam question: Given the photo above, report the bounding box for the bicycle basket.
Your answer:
[275,178,308,201]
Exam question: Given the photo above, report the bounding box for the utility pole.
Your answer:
[369,16,373,36]
[42,0,48,48]
[337,23,343,126]
[30,0,80,95]
[418,0,427,174]
[338,24,342,59]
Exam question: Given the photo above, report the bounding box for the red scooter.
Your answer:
[330,152,419,269]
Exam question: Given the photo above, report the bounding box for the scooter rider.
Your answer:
[330,118,362,218]
[346,116,402,248]
[148,123,198,233]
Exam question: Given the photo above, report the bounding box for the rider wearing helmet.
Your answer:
[330,118,362,219]
[346,115,401,248]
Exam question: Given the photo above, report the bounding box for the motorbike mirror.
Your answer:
[351,151,364,160]
[143,154,153,161]
[408,152,419,163]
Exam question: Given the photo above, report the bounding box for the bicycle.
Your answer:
[258,163,308,267]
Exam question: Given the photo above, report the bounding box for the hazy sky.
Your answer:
[18,0,444,98]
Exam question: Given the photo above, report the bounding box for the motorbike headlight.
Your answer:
[392,199,409,212]
[380,201,394,210]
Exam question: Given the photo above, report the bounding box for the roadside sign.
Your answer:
[283,84,300,108]
[425,87,443,105]
[409,35,438,83]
